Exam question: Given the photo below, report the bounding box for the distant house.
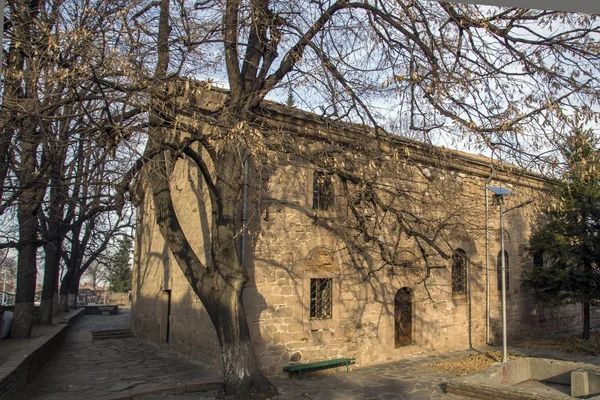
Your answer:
[131,88,587,375]
[77,284,107,305]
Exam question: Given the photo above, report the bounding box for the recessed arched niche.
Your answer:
[304,246,339,273]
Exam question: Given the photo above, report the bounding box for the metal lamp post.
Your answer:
[487,186,533,363]
[487,186,512,363]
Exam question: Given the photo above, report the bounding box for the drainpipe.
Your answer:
[467,258,472,348]
[485,166,495,345]
[240,159,249,267]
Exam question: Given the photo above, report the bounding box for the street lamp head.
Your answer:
[487,186,513,205]
[487,186,513,196]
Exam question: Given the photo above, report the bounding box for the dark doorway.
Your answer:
[161,290,171,343]
[395,287,412,348]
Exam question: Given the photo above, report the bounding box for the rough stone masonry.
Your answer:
[131,86,583,376]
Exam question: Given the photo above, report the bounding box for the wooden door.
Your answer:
[395,288,412,347]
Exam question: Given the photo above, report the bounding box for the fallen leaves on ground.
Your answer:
[514,333,600,356]
[419,351,524,376]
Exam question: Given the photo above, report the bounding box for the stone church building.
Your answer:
[131,88,583,376]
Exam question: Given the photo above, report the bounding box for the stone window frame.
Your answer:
[451,248,468,297]
[312,171,334,211]
[309,170,344,218]
[303,270,340,331]
[309,278,333,320]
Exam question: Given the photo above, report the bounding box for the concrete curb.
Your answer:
[0,308,85,400]
[96,378,223,399]
[446,357,600,399]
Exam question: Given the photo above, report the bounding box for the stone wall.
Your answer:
[131,177,222,373]
[107,292,130,306]
[0,309,83,400]
[131,102,589,376]
[237,151,583,375]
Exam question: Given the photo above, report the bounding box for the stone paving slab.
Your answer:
[21,309,221,400]
[142,349,482,399]
[141,345,600,399]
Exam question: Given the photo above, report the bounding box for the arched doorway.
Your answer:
[395,287,412,348]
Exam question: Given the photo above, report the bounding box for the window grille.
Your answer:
[312,172,334,210]
[310,278,332,320]
[497,250,509,291]
[452,249,467,294]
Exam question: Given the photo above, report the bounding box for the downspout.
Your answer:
[485,166,495,345]
[467,258,472,348]
[240,159,249,267]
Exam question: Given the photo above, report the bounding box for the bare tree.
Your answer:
[123,2,600,397]
[84,262,108,297]
[1,0,142,334]
[3,0,600,395]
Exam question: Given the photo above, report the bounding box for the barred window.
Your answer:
[312,172,334,210]
[452,249,468,294]
[497,250,509,291]
[310,278,332,320]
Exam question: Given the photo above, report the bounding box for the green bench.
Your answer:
[283,357,356,379]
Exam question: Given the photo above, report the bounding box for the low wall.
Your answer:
[447,358,600,399]
[572,369,600,398]
[107,292,130,306]
[84,305,119,315]
[0,309,84,400]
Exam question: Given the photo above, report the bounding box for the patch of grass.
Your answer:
[419,351,524,377]
[515,333,600,356]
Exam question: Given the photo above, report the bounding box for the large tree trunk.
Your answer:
[58,292,69,312]
[148,144,277,399]
[67,270,83,309]
[60,259,84,311]
[12,203,40,338]
[582,301,590,340]
[210,151,276,397]
[12,115,45,337]
[208,280,276,398]
[39,240,61,324]
[6,0,41,339]
[145,0,274,392]
[40,123,68,323]
[53,291,60,316]
[59,268,74,312]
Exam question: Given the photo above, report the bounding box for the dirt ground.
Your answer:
[418,351,524,376]
[514,333,600,356]
[420,333,599,377]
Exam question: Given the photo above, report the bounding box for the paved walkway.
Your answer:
[22,309,220,400]
[21,310,600,399]
[156,345,600,400]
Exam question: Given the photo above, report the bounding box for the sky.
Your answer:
[447,0,599,14]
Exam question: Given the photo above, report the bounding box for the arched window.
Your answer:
[312,171,334,210]
[497,250,509,291]
[452,249,468,294]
